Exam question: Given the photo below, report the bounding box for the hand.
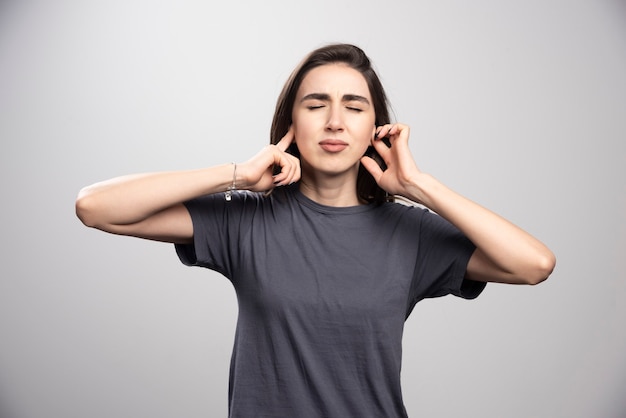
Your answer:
[364,124,556,285]
[360,123,423,201]
[237,127,301,192]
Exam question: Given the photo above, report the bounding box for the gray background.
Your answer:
[1,0,624,417]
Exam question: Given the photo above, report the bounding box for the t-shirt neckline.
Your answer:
[289,183,378,215]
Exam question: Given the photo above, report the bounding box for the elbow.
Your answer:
[523,251,556,286]
[75,188,101,228]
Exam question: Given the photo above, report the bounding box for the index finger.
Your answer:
[276,126,295,152]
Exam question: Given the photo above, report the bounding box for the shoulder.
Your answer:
[187,186,299,217]
[183,190,273,226]
[189,190,269,208]
[375,199,429,221]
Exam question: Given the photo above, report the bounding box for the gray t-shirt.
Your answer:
[176,184,485,417]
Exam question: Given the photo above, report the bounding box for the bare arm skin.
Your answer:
[361,124,556,285]
[76,167,231,244]
[76,129,300,244]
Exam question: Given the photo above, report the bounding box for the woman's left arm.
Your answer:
[361,124,556,285]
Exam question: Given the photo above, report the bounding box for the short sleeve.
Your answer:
[408,209,486,310]
[174,192,250,280]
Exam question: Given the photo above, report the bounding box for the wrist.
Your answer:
[201,164,239,196]
[224,163,237,201]
[403,173,443,208]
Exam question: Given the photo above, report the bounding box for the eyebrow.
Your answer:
[300,93,371,105]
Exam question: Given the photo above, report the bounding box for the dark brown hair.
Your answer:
[270,43,393,204]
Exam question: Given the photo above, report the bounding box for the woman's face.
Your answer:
[292,63,376,178]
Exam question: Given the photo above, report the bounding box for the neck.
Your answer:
[298,168,362,207]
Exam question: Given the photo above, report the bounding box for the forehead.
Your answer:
[297,63,371,98]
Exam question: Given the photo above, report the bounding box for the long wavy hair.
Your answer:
[270,43,393,204]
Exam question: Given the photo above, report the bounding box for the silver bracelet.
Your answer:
[225,163,237,201]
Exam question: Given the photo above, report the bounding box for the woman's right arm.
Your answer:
[75,165,235,244]
[75,129,300,244]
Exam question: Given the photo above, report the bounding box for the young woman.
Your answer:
[76,43,555,417]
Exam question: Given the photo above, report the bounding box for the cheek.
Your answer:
[291,114,305,136]
[292,120,315,146]
[292,124,302,146]
[359,124,376,143]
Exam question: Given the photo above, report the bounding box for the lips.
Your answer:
[319,139,348,153]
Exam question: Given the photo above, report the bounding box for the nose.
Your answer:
[325,105,344,132]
